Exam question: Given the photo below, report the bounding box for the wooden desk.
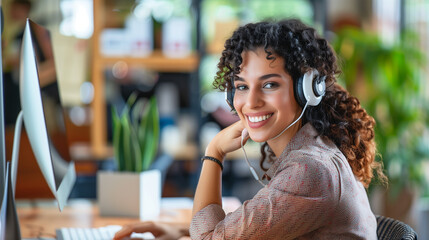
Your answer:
[17,197,241,239]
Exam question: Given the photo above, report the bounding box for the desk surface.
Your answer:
[17,197,241,239]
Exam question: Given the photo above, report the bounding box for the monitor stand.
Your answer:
[11,111,23,193]
[0,111,23,240]
[1,163,21,240]
[10,109,76,212]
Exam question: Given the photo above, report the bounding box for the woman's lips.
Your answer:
[246,113,273,128]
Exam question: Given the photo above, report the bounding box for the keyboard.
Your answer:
[56,225,155,240]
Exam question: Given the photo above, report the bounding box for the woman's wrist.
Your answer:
[201,156,223,171]
[204,145,225,163]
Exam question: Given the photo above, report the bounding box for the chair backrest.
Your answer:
[376,215,418,240]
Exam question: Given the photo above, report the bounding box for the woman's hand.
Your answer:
[113,222,189,240]
[205,120,250,161]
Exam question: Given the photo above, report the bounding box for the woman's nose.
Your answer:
[246,88,264,109]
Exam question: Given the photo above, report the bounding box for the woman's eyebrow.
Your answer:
[235,76,245,82]
[259,73,281,80]
[235,73,281,82]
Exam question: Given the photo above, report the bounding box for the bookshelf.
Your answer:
[91,0,199,157]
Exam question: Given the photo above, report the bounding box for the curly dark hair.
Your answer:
[213,19,386,188]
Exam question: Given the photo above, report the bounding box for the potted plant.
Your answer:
[98,93,161,220]
[332,27,429,224]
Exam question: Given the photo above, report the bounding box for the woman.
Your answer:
[115,19,386,240]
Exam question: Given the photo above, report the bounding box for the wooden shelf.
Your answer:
[91,0,199,158]
[100,51,199,72]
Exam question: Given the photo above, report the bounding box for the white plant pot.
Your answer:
[97,169,161,220]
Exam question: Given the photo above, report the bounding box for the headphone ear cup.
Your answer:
[312,76,326,97]
[225,87,235,111]
[294,75,307,108]
[301,69,325,106]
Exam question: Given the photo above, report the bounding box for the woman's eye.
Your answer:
[263,82,278,89]
[236,85,248,91]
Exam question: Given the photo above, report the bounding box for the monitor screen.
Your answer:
[19,18,75,210]
[28,20,72,188]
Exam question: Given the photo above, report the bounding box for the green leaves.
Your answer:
[140,97,160,171]
[332,27,429,194]
[111,95,160,172]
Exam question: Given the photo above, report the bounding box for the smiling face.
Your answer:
[233,48,302,150]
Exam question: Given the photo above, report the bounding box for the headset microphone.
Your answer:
[241,128,267,187]
[241,128,249,142]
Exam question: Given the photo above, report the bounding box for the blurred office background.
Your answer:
[2,0,429,237]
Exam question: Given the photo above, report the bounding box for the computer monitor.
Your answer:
[2,18,76,238]
[18,18,76,209]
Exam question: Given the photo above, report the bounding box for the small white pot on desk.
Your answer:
[97,169,161,221]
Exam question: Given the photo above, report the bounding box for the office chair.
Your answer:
[376,215,418,240]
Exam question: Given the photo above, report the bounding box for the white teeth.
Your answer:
[248,114,272,123]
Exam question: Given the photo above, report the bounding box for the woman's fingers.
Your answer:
[222,121,248,150]
[113,222,163,240]
[204,120,248,159]
[113,225,132,240]
[114,222,189,240]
